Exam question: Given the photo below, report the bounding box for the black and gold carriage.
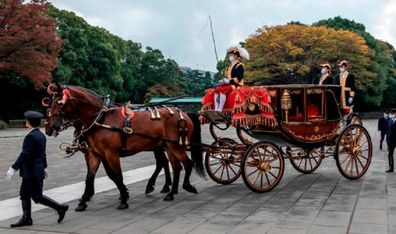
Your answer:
[200,84,372,193]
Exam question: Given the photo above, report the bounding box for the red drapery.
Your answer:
[200,86,277,127]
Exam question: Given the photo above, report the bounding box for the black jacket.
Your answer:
[388,120,396,146]
[334,72,356,105]
[312,74,333,85]
[12,128,47,179]
[378,116,389,132]
[228,62,244,86]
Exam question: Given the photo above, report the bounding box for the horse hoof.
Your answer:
[163,194,174,201]
[160,186,170,193]
[75,203,87,212]
[183,185,198,194]
[145,186,155,194]
[116,203,129,210]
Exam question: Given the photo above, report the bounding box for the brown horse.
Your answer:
[44,84,205,211]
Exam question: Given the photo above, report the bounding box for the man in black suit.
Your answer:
[378,110,390,150]
[386,109,396,172]
[5,111,69,227]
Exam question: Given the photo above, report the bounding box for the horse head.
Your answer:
[43,83,104,137]
[43,83,73,137]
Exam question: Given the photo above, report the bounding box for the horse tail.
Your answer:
[187,112,206,178]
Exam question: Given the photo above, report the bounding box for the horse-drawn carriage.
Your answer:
[42,83,372,211]
[200,84,372,193]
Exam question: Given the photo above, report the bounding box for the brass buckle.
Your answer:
[124,127,133,134]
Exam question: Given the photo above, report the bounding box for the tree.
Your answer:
[244,24,375,109]
[0,0,62,89]
[313,16,396,109]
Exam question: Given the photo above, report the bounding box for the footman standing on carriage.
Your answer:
[313,63,333,85]
[5,111,68,227]
[213,46,249,112]
[335,60,356,114]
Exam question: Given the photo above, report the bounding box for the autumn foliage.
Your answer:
[244,24,373,89]
[0,0,62,89]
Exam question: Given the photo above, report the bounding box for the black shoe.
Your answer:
[380,145,383,150]
[11,200,32,228]
[57,205,68,223]
[10,216,32,227]
[386,169,394,173]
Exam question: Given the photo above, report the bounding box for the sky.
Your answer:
[49,0,396,72]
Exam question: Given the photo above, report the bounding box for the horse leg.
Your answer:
[145,148,167,194]
[163,153,181,201]
[181,155,198,194]
[102,157,129,210]
[161,153,172,194]
[75,151,101,212]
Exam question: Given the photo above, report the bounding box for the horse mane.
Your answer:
[67,85,122,107]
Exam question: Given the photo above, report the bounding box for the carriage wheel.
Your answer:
[288,147,323,174]
[241,141,284,193]
[335,124,372,179]
[205,138,242,185]
[209,122,230,141]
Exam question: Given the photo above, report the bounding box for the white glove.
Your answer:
[222,78,230,84]
[348,97,353,105]
[44,169,48,179]
[5,167,15,181]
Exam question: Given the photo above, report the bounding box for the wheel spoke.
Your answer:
[247,168,259,178]
[268,170,278,179]
[356,155,365,168]
[253,170,261,184]
[219,164,225,180]
[228,164,238,176]
[209,161,222,167]
[343,156,351,172]
[354,157,360,175]
[308,156,313,169]
[264,171,271,187]
[212,164,223,175]
[225,164,230,181]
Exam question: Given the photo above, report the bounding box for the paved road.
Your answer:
[0,120,395,233]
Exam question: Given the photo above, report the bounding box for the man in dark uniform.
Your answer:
[5,111,68,227]
[214,46,249,111]
[378,110,390,150]
[313,63,333,85]
[386,109,396,172]
[335,60,356,114]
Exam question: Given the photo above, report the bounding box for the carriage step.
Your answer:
[201,110,231,124]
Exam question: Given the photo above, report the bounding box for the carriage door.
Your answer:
[304,88,328,142]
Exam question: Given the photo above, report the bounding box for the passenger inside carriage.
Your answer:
[213,46,249,112]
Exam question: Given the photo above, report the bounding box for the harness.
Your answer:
[58,95,187,157]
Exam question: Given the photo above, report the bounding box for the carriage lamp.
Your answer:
[281,89,292,123]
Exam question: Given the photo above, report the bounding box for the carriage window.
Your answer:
[288,89,305,122]
[306,89,324,121]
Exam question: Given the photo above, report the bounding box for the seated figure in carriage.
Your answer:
[214,46,249,112]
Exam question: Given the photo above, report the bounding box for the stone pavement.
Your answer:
[0,120,395,234]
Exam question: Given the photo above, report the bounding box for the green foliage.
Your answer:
[313,16,396,109]
[244,24,373,89]
[50,7,210,104]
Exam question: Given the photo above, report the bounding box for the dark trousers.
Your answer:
[20,178,43,203]
[380,131,386,149]
[388,145,395,171]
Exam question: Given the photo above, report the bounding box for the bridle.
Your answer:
[45,88,111,137]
